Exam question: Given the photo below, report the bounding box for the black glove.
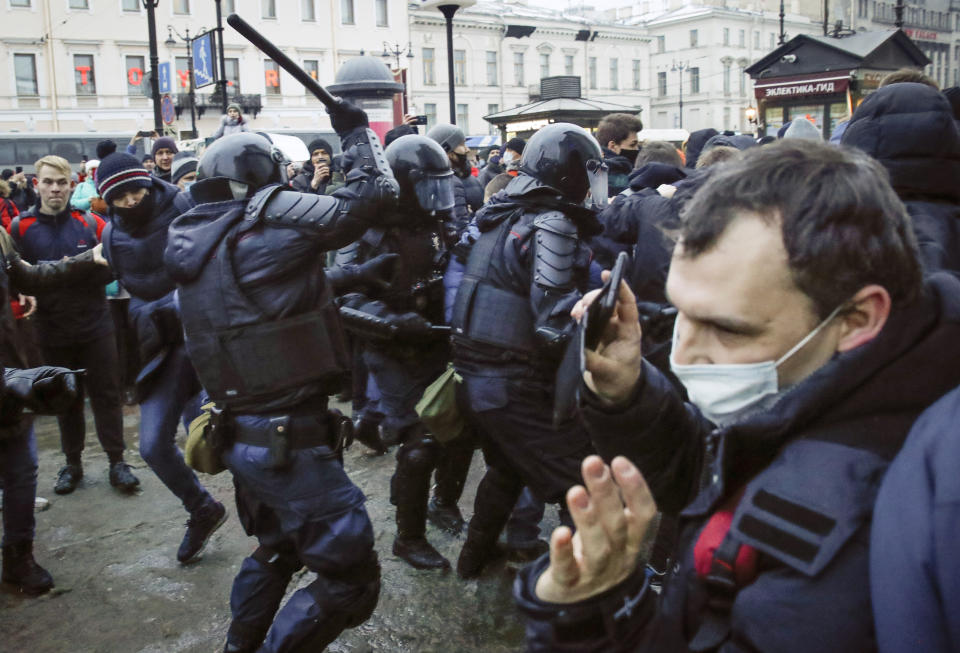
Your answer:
[346,173,399,223]
[356,253,400,291]
[392,312,433,340]
[3,367,83,415]
[327,99,369,137]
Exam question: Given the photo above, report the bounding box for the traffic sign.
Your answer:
[192,31,217,89]
[158,62,172,94]
[161,94,176,125]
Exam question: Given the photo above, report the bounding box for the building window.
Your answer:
[657,71,666,97]
[723,27,730,45]
[262,0,276,18]
[690,67,700,94]
[425,102,437,131]
[74,54,97,96]
[341,0,354,25]
[69,0,89,9]
[225,0,235,11]
[513,52,524,86]
[486,51,498,86]
[10,0,30,6]
[302,0,315,20]
[176,56,190,89]
[738,29,745,47]
[423,48,435,85]
[754,30,760,48]
[632,59,641,90]
[376,0,388,27]
[723,106,731,131]
[454,50,467,86]
[609,58,618,90]
[769,33,775,49]
[264,60,281,95]
[657,35,665,53]
[540,53,550,79]
[122,0,139,10]
[588,56,597,89]
[225,57,240,93]
[487,104,499,134]
[723,62,731,96]
[690,29,698,47]
[125,55,145,96]
[456,103,469,128]
[565,54,574,75]
[304,59,319,92]
[174,0,190,15]
[14,53,38,96]
[739,65,746,96]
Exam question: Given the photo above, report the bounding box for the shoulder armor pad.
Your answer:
[246,184,285,218]
[260,189,342,230]
[334,240,361,267]
[731,439,887,577]
[532,211,578,289]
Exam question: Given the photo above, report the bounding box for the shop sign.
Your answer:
[904,28,938,41]
[755,74,849,100]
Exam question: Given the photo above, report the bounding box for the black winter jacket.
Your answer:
[841,82,960,275]
[517,273,960,653]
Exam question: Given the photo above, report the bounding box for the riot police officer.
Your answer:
[164,104,398,652]
[451,123,607,578]
[337,134,470,570]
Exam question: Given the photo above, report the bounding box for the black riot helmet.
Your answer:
[191,133,286,203]
[384,134,455,213]
[516,123,608,209]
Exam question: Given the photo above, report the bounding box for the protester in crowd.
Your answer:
[170,152,199,191]
[0,179,19,232]
[596,113,643,195]
[782,117,823,140]
[149,137,178,183]
[1,170,37,214]
[516,140,960,653]
[695,144,741,168]
[210,103,250,140]
[290,138,344,195]
[8,155,138,496]
[452,123,603,579]
[682,127,719,169]
[636,140,684,169]
[842,82,960,274]
[478,137,524,190]
[427,124,482,221]
[141,155,156,173]
[94,151,227,563]
[880,67,939,89]
[70,159,100,212]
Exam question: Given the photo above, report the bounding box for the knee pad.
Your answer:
[396,439,440,474]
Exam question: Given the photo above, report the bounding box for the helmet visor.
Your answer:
[586,159,609,210]
[415,173,456,212]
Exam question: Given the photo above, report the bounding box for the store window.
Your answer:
[74,54,97,96]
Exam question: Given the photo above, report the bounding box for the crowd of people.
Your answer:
[0,66,958,653]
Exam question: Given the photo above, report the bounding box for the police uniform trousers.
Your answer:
[137,344,212,514]
[222,418,378,653]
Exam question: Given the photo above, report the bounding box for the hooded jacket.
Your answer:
[290,159,345,196]
[517,272,960,653]
[684,128,719,169]
[842,82,960,274]
[211,114,250,140]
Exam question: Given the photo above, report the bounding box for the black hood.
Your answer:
[842,82,960,203]
[684,128,719,168]
[628,162,688,191]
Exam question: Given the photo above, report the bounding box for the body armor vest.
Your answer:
[173,201,349,413]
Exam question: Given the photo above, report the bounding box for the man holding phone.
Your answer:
[450,123,608,579]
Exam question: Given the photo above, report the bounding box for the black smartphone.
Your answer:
[583,251,628,351]
[412,115,428,125]
[137,130,155,138]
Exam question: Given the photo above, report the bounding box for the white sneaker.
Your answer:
[34,496,50,512]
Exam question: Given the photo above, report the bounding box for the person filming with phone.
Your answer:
[513,140,960,653]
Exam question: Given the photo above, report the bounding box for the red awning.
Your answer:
[754,71,851,100]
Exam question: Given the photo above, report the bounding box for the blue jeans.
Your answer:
[223,424,378,652]
[0,423,38,546]
[138,345,210,514]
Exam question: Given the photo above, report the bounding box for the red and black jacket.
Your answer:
[9,204,114,346]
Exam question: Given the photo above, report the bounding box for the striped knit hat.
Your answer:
[97,153,152,204]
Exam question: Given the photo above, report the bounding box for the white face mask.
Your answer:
[502,152,515,164]
[669,304,843,427]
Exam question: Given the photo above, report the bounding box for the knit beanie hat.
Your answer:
[152,136,179,157]
[505,137,526,154]
[97,153,152,204]
[227,102,242,114]
[782,118,822,141]
[96,139,117,159]
[307,138,334,157]
[170,152,199,185]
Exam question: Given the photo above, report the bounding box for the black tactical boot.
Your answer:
[393,439,448,570]
[352,417,386,455]
[456,466,523,579]
[427,496,466,536]
[109,462,140,492]
[428,436,474,535]
[54,463,83,495]
[178,499,227,564]
[2,541,54,596]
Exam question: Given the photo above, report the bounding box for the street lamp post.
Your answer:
[142,0,163,133]
[166,26,199,139]
[214,0,229,114]
[672,61,688,129]
[421,0,477,125]
[381,41,414,114]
